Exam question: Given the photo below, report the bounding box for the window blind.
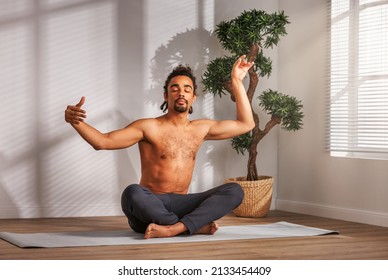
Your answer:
[328,0,388,159]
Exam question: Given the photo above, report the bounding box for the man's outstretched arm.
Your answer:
[205,55,255,140]
[64,96,143,150]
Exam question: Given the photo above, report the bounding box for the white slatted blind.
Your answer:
[329,0,388,159]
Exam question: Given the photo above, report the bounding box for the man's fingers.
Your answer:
[67,106,86,114]
[65,98,87,125]
[241,56,254,69]
[73,111,87,119]
[65,106,86,125]
[72,110,86,122]
[234,55,254,69]
[238,55,246,64]
[75,96,85,108]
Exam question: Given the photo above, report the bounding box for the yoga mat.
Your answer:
[0,222,338,248]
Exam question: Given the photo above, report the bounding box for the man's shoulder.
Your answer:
[190,118,216,127]
[133,117,215,126]
[124,117,161,133]
[131,117,161,125]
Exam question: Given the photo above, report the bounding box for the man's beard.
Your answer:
[174,99,188,113]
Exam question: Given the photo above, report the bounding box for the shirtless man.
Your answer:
[64,55,254,238]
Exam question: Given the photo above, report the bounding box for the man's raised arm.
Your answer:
[205,55,255,140]
[64,96,143,150]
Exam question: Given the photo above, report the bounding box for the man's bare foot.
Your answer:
[196,222,219,235]
[143,221,219,239]
[144,222,187,239]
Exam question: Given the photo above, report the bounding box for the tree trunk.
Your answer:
[247,116,281,181]
[246,131,261,181]
[224,44,281,181]
[245,44,261,181]
[246,124,266,181]
[247,150,258,181]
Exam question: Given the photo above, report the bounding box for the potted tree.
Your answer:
[202,9,304,217]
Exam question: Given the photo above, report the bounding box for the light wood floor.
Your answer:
[1,210,387,260]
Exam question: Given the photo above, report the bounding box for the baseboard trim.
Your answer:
[276,199,388,227]
[0,204,123,219]
[4,200,388,227]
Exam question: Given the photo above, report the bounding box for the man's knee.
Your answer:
[222,182,244,206]
[121,184,149,233]
[121,184,155,224]
[121,184,144,211]
[121,184,179,227]
[122,184,143,198]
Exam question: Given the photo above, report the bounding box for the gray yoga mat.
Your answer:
[0,221,338,248]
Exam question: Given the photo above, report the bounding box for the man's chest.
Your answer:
[143,128,205,160]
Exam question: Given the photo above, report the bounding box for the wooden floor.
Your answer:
[1,210,388,260]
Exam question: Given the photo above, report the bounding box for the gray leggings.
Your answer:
[121,182,244,234]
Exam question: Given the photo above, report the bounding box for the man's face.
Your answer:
[165,75,196,113]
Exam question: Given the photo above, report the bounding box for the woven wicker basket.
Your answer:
[226,176,273,218]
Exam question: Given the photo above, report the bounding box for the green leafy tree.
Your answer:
[202,10,304,181]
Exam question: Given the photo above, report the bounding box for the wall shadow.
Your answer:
[147,27,221,110]
[0,0,120,218]
[115,0,146,194]
[147,26,230,192]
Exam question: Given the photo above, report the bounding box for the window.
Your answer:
[329,0,388,159]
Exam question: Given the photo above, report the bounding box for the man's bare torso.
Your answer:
[137,116,209,194]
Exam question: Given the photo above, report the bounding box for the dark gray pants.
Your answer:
[121,182,244,234]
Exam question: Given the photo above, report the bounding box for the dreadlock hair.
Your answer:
[160,64,197,114]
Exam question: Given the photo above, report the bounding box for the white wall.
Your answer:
[1,0,119,218]
[277,0,388,227]
[7,0,388,227]
[0,0,279,218]
[6,0,386,226]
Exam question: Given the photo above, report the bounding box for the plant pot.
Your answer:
[226,176,273,218]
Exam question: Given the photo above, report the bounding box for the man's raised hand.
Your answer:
[231,55,254,82]
[65,96,87,125]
